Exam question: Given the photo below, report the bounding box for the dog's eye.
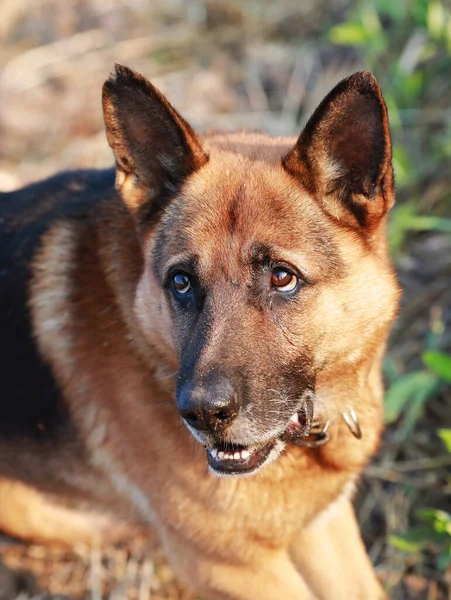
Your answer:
[172,273,192,296]
[271,269,298,293]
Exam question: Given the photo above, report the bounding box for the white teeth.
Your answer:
[210,448,251,461]
[290,412,300,424]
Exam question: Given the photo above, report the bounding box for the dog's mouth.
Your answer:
[206,439,277,475]
[206,404,313,476]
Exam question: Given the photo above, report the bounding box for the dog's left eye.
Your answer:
[271,269,298,293]
[172,273,192,296]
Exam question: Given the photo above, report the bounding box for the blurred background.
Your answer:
[0,0,450,598]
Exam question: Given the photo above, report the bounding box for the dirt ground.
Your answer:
[0,1,450,598]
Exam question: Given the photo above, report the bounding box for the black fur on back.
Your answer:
[0,169,115,441]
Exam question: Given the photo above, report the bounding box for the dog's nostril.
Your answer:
[212,409,236,424]
[180,410,203,429]
[206,404,238,431]
[214,410,230,422]
[181,408,236,431]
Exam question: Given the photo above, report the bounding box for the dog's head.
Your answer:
[102,65,399,476]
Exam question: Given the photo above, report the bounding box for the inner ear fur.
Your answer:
[102,64,208,223]
[282,71,394,231]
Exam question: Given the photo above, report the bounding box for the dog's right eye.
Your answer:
[271,268,298,293]
[172,273,192,296]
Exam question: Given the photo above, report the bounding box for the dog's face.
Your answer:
[103,65,399,476]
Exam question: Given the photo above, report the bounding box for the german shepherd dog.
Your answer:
[0,65,399,599]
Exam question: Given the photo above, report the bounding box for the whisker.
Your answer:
[156,370,178,381]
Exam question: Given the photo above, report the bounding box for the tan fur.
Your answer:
[0,69,399,599]
[291,496,385,599]
[0,478,131,546]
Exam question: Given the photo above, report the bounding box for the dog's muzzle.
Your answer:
[204,396,316,476]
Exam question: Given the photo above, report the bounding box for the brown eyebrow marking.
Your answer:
[249,242,273,270]
[228,197,239,234]
[227,182,245,235]
[161,254,200,281]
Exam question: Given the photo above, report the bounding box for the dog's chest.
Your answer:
[140,448,352,552]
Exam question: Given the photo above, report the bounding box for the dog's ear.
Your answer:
[282,71,394,231]
[102,64,208,223]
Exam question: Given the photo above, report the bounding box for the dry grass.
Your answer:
[0,535,196,599]
[0,1,450,598]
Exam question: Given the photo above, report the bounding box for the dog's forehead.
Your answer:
[179,156,325,244]
[164,154,341,277]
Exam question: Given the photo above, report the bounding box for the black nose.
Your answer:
[178,375,239,432]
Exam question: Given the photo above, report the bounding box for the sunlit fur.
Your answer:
[0,67,400,599]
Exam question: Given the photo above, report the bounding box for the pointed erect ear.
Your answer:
[282,71,394,231]
[102,64,208,223]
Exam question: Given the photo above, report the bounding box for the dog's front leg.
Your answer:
[289,497,387,600]
[160,530,315,600]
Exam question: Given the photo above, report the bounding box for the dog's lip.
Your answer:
[206,440,276,475]
[279,410,312,444]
